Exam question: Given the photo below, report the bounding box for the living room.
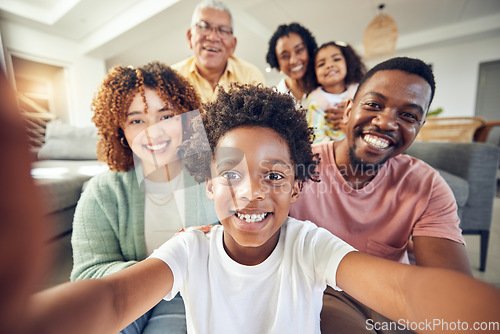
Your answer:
[1,0,499,304]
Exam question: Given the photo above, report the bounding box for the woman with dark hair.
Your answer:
[265,22,317,105]
[71,61,218,333]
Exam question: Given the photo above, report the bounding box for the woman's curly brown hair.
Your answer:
[92,61,202,171]
[182,84,320,184]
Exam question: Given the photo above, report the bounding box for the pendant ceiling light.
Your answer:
[363,3,398,60]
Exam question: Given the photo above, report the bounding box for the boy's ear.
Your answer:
[290,180,302,204]
[206,178,215,201]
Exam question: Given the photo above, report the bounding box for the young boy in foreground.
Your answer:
[26,84,500,334]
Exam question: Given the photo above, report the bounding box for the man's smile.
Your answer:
[203,45,221,53]
[362,133,391,149]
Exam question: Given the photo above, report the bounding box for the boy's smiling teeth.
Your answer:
[236,212,268,223]
[363,134,389,149]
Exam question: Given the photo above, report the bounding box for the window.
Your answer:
[11,56,68,149]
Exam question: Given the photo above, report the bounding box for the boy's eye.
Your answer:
[220,171,241,180]
[160,115,172,121]
[129,119,143,124]
[265,172,284,181]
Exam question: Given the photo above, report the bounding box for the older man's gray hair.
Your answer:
[190,0,233,28]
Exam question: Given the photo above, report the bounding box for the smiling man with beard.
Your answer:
[290,57,472,334]
[172,0,265,103]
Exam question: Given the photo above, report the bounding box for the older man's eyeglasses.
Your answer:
[195,20,233,39]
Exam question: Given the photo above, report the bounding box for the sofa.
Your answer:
[31,121,108,243]
[33,123,498,285]
[406,141,500,271]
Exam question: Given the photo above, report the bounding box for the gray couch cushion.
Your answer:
[437,169,469,208]
[38,121,98,160]
[35,176,89,214]
[31,160,109,214]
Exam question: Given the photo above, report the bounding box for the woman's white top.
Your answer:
[143,170,186,255]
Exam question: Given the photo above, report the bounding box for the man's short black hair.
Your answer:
[355,57,436,105]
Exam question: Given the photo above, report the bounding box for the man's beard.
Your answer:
[349,140,390,173]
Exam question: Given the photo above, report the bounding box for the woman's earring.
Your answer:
[120,136,130,148]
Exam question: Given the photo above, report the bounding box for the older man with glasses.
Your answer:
[172,0,265,103]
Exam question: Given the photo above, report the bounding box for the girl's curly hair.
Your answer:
[182,84,320,184]
[265,23,318,94]
[91,61,201,171]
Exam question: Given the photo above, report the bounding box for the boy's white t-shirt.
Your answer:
[150,217,356,334]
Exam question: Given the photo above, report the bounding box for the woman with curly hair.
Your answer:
[70,61,218,334]
[306,41,367,143]
[265,22,318,105]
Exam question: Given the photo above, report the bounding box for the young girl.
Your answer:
[27,84,500,334]
[266,22,318,105]
[71,61,218,333]
[307,41,366,143]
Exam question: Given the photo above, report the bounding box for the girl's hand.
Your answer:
[324,102,346,130]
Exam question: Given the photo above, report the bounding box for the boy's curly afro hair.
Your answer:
[182,84,320,184]
[92,61,201,171]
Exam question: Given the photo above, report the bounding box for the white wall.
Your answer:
[265,31,500,118]
[2,17,498,125]
[0,20,106,126]
[366,32,500,117]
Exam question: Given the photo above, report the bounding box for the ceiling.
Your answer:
[2,0,500,82]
